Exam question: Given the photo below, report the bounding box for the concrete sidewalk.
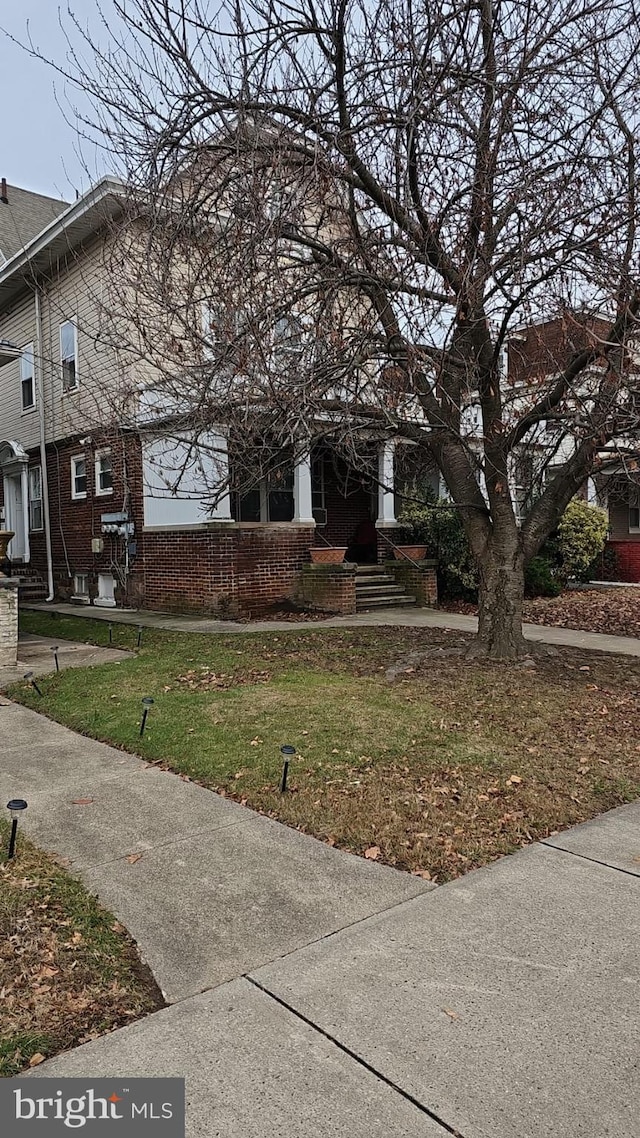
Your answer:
[5,701,639,1136]
[0,632,131,688]
[22,599,640,656]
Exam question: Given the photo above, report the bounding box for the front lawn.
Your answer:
[0,825,163,1075]
[14,609,640,882]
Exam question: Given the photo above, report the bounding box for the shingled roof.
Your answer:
[0,182,69,265]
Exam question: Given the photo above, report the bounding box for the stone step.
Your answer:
[354,563,387,573]
[355,583,407,597]
[355,576,397,589]
[356,594,417,610]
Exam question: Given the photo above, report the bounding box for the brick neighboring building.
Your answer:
[0,179,411,616]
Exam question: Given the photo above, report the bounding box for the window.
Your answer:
[71,454,87,500]
[73,573,89,597]
[60,320,78,391]
[20,343,35,410]
[273,317,304,369]
[630,493,640,532]
[311,454,326,524]
[28,466,43,531]
[95,450,113,495]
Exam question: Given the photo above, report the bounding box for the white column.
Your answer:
[293,448,315,524]
[20,463,31,562]
[376,439,397,527]
[209,430,233,521]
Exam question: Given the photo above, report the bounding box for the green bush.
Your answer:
[524,556,562,598]
[397,502,478,599]
[555,498,608,582]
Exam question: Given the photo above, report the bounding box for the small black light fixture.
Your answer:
[137,625,143,648]
[280,744,296,793]
[108,623,113,645]
[24,671,42,696]
[140,696,154,737]
[52,645,60,672]
[6,798,27,860]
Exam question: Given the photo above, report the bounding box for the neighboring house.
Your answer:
[0,177,405,616]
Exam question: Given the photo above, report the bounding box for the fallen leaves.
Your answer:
[29,1053,46,1067]
[125,853,143,865]
[71,798,94,806]
[176,667,271,692]
[364,845,381,860]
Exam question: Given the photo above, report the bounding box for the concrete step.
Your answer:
[356,595,417,610]
[355,584,408,597]
[355,576,398,588]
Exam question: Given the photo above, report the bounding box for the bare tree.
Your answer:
[49,0,640,656]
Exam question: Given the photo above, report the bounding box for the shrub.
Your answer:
[524,556,562,598]
[397,502,478,599]
[555,499,608,582]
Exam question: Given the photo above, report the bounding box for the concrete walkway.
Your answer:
[0,632,131,688]
[22,599,640,656]
[4,701,639,1136]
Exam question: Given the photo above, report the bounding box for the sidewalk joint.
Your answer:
[540,840,640,880]
[247,976,467,1138]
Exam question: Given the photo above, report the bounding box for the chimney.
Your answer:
[0,179,7,204]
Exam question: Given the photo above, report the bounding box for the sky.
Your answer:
[1,1,111,202]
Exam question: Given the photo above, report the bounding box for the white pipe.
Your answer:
[34,288,54,601]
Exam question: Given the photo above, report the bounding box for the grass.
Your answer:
[0,821,163,1075]
[13,609,640,883]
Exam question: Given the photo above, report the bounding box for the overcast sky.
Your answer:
[1,1,110,202]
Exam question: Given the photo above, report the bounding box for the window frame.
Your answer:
[94,449,114,497]
[73,572,89,598]
[60,319,79,393]
[20,342,36,412]
[70,453,88,501]
[629,500,640,533]
[28,465,43,532]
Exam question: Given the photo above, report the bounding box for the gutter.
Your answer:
[34,287,54,601]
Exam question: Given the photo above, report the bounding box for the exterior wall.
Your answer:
[142,524,315,616]
[384,559,438,607]
[604,542,640,582]
[294,564,357,614]
[0,236,129,450]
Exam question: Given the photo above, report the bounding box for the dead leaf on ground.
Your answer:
[125,853,143,865]
[71,797,94,806]
[364,845,381,860]
[29,1053,46,1067]
[442,1008,459,1021]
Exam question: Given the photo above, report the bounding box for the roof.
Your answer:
[0,184,69,264]
[0,177,126,309]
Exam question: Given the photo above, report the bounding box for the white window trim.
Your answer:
[20,342,36,413]
[28,465,43,532]
[60,318,79,393]
[95,448,114,497]
[71,453,87,501]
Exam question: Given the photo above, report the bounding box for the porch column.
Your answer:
[376,439,397,527]
[209,430,233,521]
[293,447,315,524]
[20,462,30,562]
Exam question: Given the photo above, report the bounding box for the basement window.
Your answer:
[73,573,89,597]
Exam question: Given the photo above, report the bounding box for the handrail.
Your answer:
[376,527,432,572]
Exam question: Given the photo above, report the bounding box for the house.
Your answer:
[0,177,427,617]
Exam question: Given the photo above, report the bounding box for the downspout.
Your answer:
[34,287,55,600]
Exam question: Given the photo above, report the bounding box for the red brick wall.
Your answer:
[605,541,640,582]
[142,524,315,616]
[20,431,143,604]
[294,564,357,614]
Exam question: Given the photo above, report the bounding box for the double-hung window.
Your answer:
[28,466,43,531]
[21,343,35,411]
[71,454,87,500]
[60,320,78,391]
[95,450,113,496]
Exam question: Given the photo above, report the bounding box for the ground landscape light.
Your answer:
[280,745,296,793]
[140,696,154,737]
[6,798,27,860]
[24,671,42,696]
[52,645,60,672]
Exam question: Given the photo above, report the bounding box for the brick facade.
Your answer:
[294,563,357,614]
[384,559,438,607]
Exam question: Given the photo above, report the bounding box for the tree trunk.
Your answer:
[473,546,528,660]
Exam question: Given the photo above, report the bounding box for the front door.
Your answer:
[3,472,27,561]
